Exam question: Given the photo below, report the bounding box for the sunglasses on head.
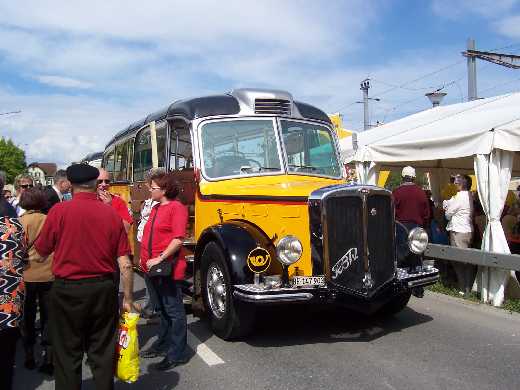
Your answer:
[97,179,110,184]
[20,184,34,189]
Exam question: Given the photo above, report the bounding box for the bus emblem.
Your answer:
[247,247,271,273]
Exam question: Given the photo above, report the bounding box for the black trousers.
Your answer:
[22,281,53,349]
[49,277,118,390]
[0,327,19,390]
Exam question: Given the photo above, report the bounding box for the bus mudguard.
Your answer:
[195,220,276,285]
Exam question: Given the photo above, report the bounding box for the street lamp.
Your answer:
[425,92,447,108]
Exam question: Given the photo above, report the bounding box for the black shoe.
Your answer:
[151,357,188,371]
[139,348,167,359]
[411,287,424,298]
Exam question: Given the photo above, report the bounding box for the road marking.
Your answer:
[187,330,225,366]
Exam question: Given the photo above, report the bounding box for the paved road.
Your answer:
[15,274,520,390]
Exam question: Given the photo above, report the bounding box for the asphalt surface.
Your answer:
[14,273,520,390]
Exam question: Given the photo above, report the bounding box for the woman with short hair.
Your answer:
[443,174,475,296]
[139,171,189,371]
[19,187,54,374]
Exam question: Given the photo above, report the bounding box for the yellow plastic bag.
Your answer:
[116,312,140,383]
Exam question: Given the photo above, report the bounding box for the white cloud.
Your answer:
[35,75,93,89]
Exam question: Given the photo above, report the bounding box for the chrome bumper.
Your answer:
[397,265,439,288]
[233,284,317,304]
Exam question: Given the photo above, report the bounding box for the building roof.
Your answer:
[28,162,58,176]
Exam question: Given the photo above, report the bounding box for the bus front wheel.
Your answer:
[201,242,254,340]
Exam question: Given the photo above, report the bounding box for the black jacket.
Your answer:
[0,198,17,217]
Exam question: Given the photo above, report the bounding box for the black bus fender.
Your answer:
[194,220,276,287]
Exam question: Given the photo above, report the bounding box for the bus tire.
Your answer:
[377,291,411,317]
[201,241,255,340]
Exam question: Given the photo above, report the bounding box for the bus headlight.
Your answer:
[408,227,429,254]
[276,235,303,266]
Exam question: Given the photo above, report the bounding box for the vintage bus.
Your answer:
[103,88,438,339]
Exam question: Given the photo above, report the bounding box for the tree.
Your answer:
[0,138,27,184]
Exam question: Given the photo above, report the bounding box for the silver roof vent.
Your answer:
[230,88,302,117]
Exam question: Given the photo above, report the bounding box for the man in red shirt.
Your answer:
[97,168,133,233]
[392,166,430,283]
[392,166,430,228]
[35,164,138,390]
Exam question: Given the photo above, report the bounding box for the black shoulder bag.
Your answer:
[147,206,173,277]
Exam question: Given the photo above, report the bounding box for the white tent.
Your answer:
[343,92,520,306]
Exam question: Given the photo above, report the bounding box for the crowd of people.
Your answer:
[0,165,188,390]
[393,165,520,297]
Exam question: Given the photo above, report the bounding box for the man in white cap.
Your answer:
[393,166,430,229]
[392,166,431,291]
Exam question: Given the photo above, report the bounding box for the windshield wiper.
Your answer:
[288,164,319,172]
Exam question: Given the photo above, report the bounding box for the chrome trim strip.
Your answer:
[407,276,439,288]
[233,290,314,303]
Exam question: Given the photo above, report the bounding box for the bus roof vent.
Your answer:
[254,98,291,116]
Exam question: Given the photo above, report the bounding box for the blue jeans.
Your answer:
[149,277,187,362]
[144,273,159,312]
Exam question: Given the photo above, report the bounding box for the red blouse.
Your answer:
[140,200,188,281]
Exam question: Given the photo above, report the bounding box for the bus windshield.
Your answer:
[201,119,282,179]
[280,120,341,178]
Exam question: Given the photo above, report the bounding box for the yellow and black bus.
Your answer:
[103,88,438,339]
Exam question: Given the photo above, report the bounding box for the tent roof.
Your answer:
[341,92,520,164]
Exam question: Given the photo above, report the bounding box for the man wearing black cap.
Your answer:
[35,164,138,390]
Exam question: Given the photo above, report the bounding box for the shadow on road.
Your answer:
[242,304,433,348]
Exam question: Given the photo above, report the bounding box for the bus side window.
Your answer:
[114,141,130,182]
[133,127,152,181]
[169,125,192,171]
[105,148,115,174]
[156,121,167,169]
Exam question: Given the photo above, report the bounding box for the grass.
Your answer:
[426,282,520,313]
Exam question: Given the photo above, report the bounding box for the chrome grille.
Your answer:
[254,99,291,115]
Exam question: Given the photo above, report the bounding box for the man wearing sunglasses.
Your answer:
[96,169,132,234]
[10,174,34,216]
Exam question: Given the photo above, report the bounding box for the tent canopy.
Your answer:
[341,92,520,169]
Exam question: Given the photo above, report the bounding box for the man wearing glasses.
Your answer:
[10,174,34,216]
[96,169,133,233]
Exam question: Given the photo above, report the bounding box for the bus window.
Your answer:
[114,141,129,182]
[156,121,167,169]
[133,127,152,181]
[104,148,115,174]
[169,126,193,171]
[201,119,281,179]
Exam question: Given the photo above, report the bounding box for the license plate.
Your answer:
[291,275,325,287]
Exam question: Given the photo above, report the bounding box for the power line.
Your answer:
[334,42,520,114]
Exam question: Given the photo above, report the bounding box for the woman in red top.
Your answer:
[139,171,189,371]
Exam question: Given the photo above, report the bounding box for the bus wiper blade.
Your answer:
[258,167,279,172]
[288,164,318,172]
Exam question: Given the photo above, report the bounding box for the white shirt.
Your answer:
[443,190,473,233]
[52,185,63,201]
[137,198,160,242]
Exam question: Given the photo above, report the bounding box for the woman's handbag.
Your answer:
[147,206,174,277]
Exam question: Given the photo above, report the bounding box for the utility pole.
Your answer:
[360,79,370,130]
[463,38,520,102]
[467,39,478,101]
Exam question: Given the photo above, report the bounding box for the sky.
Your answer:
[1,0,520,167]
